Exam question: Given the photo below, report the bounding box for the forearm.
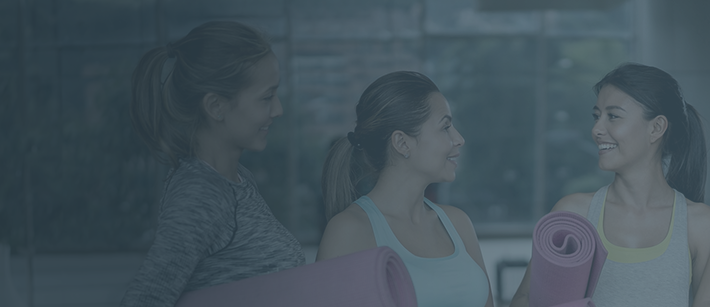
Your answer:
[120,248,197,307]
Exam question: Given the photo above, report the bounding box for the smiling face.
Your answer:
[221,52,283,152]
[592,85,658,172]
[407,92,465,183]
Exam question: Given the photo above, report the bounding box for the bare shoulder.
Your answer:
[551,192,595,216]
[686,199,710,220]
[316,204,376,261]
[687,199,710,251]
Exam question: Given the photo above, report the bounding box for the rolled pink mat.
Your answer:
[175,246,417,307]
[529,211,607,307]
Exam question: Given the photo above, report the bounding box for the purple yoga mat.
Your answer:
[174,246,417,307]
[529,211,607,307]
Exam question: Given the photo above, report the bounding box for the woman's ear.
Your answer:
[649,115,668,144]
[202,92,226,121]
[390,130,411,159]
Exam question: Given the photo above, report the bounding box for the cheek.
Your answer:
[234,104,265,125]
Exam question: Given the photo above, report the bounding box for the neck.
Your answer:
[367,165,432,221]
[194,128,243,183]
[609,157,673,209]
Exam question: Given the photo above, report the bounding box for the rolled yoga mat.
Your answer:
[529,211,607,307]
[175,246,417,307]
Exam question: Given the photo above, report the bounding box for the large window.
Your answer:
[1,0,633,252]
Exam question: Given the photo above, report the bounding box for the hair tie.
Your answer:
[347,132,363,150]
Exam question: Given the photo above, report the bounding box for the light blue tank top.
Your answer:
[354,196,489,307]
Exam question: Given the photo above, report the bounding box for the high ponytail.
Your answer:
[321,71,439,220]
[130,46,176,165]
[130,21,271,168]
[594,63,707,202]
[322,138,369,220]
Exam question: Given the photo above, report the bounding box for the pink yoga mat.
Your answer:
[175,246,417,307]
[529,211,607,307]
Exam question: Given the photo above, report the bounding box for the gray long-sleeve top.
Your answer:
[120,158,305,307]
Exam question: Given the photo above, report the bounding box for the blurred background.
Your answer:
[1,0,709,306]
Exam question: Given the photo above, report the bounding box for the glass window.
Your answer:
[2,0,636,252]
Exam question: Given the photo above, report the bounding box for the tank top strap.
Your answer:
[353,196,401,247]
[354,196,466,253]
[586,184,609,224]
[668,189,689,262]
[422,198,466,250]
[671,189,688,242]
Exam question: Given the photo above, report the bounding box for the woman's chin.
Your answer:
[597,161,618,172]
[440,174,456,183]
[245,140,268,152]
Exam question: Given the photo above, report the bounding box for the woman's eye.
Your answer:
[608,113,618,119]
[444,125,451,131]
[592,114,599,121]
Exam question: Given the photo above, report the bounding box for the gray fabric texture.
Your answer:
[586,185,690,307]
[120,158,305,307]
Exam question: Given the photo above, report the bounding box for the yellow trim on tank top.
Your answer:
[597,188,674,263]
[598,188,692,284]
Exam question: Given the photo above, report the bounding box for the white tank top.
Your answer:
[586,185,691,306]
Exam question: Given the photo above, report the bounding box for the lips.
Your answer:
[447,154,459,166]
[259,120,273,132]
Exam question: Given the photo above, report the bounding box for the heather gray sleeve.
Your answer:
[119,174,236,307]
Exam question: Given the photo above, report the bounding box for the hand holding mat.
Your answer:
[175,246,417,307]
[529,211,607,307]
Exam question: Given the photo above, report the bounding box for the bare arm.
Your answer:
[316,205,376,261]
[440,204,494,307]
[509,193,593,307]
[688,201,710,307]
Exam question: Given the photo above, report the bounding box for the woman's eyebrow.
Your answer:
[592,105,626,112]
[605,105,626,112]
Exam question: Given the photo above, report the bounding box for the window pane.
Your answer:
[427,37,537,224]
[166,0,287,40]
[44,47,161,252]
[547,2,633,37]
[57,0,154,45]
[425,0,540,35]
[292,0,392,40]
[0,0,18,45]
[544,38,630,210]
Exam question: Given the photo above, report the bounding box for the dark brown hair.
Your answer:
[130,21,271,167]
[594,63,707,202]
[321,71,440,220]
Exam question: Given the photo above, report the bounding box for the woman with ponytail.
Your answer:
[511,63,710,306]
[120,21,304,307]
[317,71,493,307]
